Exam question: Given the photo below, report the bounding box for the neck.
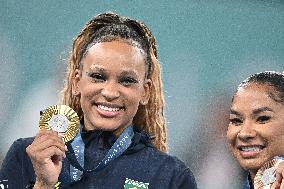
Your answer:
[113,125,131,137]
[248,170,257,183]
[82,121,131,137]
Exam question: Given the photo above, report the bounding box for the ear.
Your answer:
[140,79,152,105]
[72,69,81,96]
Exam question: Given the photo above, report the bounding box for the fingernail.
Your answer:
[65,145,68,151]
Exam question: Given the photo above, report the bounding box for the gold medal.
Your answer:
[39,105,80,143]
[254,158,283,189]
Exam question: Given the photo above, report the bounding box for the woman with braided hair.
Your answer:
[0,12,197,189]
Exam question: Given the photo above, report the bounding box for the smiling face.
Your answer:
[227,83,284,177]
[73,40,150,133]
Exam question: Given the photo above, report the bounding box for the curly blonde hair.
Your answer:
[60,12,167,152]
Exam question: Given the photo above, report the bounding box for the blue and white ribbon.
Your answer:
[63,125,134,186]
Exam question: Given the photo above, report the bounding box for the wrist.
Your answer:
[33,179,56,189]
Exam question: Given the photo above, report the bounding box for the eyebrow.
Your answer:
[120,70,139,78]
[230,109,242,117]
[87,65,141,80]
[89,65,105,72]
[252,107,274,114]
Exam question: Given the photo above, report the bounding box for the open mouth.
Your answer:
[96,102,125,110]
[236,145,266,158]
[97,104,124,112]
[238,145,265,152]
[94,102,125,118]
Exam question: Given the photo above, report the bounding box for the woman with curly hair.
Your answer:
[0,12,197,189]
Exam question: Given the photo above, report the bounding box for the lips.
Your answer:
[237,144,265,158]
[98,105,121,112]
[238,145,264,152]
[94,102,125,118]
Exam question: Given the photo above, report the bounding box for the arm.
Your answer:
[173,168,198,189]
[0,138,31,188]
[162,156,197,189]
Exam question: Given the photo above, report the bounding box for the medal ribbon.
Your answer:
[61,125,134,187]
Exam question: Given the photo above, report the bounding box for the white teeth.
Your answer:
[240,146,261,152]
[98,105,120,112]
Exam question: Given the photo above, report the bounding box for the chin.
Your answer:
[97,119,130,130]
[240,161,261,172]
[237,157,267,172]
[96,123,122,131]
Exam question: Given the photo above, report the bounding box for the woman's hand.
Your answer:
[271,161,284,189]
[26,129,66,189]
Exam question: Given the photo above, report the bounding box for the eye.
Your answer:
[119,76,138,86]
[229,118,243,126]
[256,116,271,124]
[86,72,106,82]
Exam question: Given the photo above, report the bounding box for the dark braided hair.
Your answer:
[60,12,167,152]
[236,71,284,104]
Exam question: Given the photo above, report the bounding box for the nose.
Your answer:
[237,121,257,141]
[101,82,120,101]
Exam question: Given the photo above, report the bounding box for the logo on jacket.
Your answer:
[124,178,149,189]
[0,180,8,189]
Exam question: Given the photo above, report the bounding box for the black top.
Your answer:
[0,128,197,189]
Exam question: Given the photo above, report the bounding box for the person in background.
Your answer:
[227,71,284,189]
[0,12,197,189]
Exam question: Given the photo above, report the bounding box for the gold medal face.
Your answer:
[39,105,80,143]
[254,158,283,189]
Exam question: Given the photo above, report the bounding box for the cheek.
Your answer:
[127,94,141,107]
[80,83,99,99]
[79,87,97,112]
[266,129,284,156]
[125,87,144,102]
[79,90,91,105]
[226,126,239,147]
[261,125,284,141]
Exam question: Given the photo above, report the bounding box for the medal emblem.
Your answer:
[254,157,283,189]
[39,105,80,143]
[124,178,149,189]
[0,180,8,189]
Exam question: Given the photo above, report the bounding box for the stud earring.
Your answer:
[140,100,147,105]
